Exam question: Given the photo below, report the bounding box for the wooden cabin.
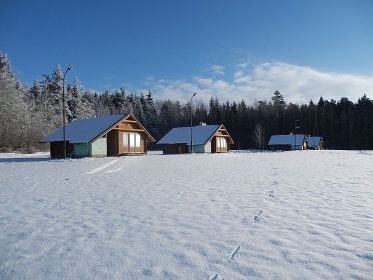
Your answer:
[268,134,306,151]
[40,114,155,158]
[157,123,234,154]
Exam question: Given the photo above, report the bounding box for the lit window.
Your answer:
[135,133,141,147]
[129,133,135,147]
[123,132,141,147]
[217,137,226,148]
[123,132,129,147]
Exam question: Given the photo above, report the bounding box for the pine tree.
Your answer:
[132,94,144,122]
[143,90,158,137]
[113,87,127,114]
[271,90,286,106]
[357,94,373,149]
[66,77,94,122]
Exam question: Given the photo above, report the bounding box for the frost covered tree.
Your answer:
[66,77,94,122]
[0,53,34,150]
[112,87,127,114]
[131,94,144,122]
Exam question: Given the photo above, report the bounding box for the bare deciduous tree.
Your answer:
[252,123,266,150]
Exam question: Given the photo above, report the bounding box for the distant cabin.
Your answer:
[268,134,306,151]
[40,113,155,158]
[157,123,234,154]
[307,136,324,150]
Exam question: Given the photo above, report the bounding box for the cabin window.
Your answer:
[217,137,226,148]
[129,133,135,147]
[135,133,141,147]
[123,132,141,147]
[123,133,129,147]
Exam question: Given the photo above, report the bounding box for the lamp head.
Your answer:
[67,64,73,71]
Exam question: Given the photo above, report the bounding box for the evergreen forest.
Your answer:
[1,52,372,152]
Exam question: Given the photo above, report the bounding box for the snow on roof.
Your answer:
[157,125,220,145]
[308,136,322,146]
[268,134,305,146]
[40,115,126,143]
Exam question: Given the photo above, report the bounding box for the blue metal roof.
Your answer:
[308,136,322,146]
[40,115,126,143]
[157,125,220,145]
[268,134,305,146]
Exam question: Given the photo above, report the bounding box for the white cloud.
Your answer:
[203,65,225,76]
[143,62,373,105]
[237,61,250,69]
[211,65,225,76]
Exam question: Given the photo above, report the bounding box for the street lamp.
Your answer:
[62,64,73,159]
[190,93,196,153]
[294,119,301,151]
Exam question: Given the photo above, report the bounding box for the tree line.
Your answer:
[1,52,372,152]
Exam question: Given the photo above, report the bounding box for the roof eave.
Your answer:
[88,113,156,144]
[205,124,234,144]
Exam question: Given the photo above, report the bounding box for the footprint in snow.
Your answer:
[254,210,263,223]
[269,190,274,197]
[210,274,224,280]
[210,274,218,280]
[229,246,240,261]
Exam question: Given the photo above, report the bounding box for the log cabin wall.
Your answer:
[116,119,146,154]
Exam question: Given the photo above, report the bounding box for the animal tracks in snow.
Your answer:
[210,274,219,280]
[253,210,264,223]
[210,245,241,280]
[229,245,240,261]
[210,273,224,280]
[213,168,280,278]
[269,190,275,197]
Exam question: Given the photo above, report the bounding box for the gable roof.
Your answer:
[40,114,154,144]
[268,134,305,146]
[157,124,233,145]
[308,136,322,146]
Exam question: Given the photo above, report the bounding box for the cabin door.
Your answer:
[122,132,142,153]
[216,137,227,152]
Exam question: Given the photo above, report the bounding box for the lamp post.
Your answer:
[190,93,196,153]
[62,64,73,159]
[294,119,300,151]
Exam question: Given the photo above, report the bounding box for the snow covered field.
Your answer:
[1,150,372,279]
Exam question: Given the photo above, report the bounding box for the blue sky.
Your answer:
[2,0,373,104]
